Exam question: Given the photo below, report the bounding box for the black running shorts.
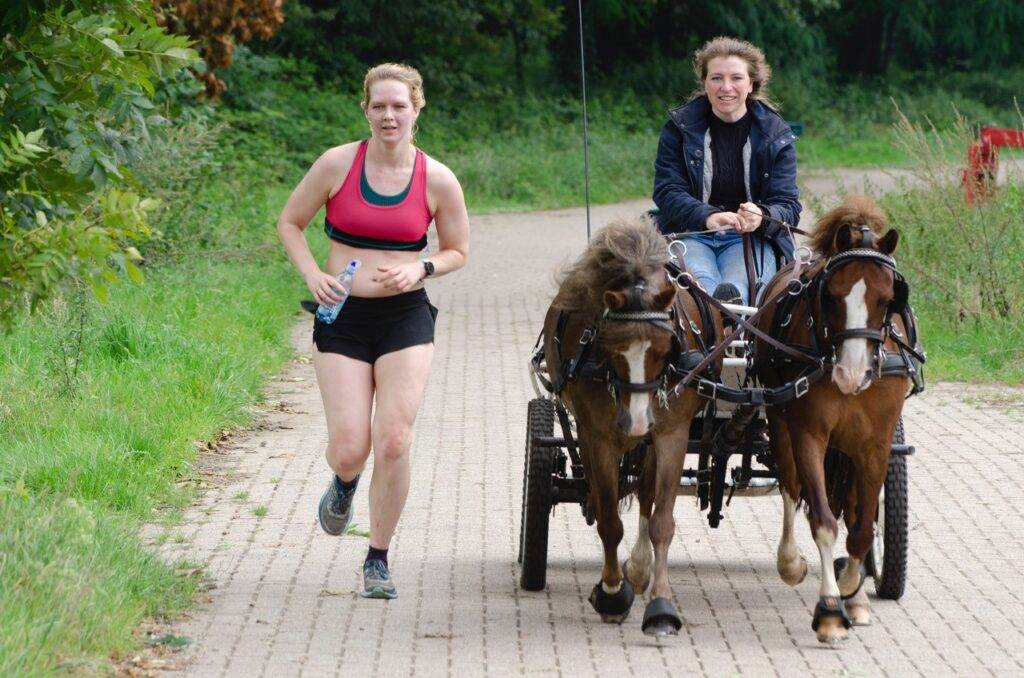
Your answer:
[313,289,438,364]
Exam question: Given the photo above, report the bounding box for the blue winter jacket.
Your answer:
[652,96,802,260]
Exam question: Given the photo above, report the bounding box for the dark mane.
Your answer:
[553,216,669,313]
[808,194,889,256]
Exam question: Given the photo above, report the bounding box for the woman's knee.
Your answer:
[373,427,412,465]
[325,433,371,467]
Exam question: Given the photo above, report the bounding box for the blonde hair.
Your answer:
[360,62,426,112]
[690,36,777,109]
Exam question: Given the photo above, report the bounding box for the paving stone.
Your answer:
[159,199,1024,676]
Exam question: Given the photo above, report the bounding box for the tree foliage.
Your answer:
[248,0,1024,99]
[0,0,198,331]
[152,0,284,98]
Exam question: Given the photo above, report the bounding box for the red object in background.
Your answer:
[962,126,1024,203]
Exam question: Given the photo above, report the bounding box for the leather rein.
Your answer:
[663,227,925,405]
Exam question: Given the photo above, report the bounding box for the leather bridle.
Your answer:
[812,246,909,371]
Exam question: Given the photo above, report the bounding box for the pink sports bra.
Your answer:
[324,140,432,251]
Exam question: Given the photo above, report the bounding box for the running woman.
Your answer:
[277,63,470,598]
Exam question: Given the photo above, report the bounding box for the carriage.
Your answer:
[515,202,925,642]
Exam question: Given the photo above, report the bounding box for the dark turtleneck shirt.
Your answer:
[708,110,753,214]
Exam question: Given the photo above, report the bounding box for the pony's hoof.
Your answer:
[778,555,808,586]
[812,596,852,645]
[815,617,850,645]
[847,603,871,626]
[642,597,682,637]
[589,580,635,621]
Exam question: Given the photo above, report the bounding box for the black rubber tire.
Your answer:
[869,417,909,600]
[519,398,555,590]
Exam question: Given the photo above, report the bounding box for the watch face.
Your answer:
[423,260,435,277]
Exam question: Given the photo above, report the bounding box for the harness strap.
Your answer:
[556,402,582,468]
[858,224,874,249]
[666,259,716,355]
[693,363,827,406]
[668,276,822,400]
[742,232,757,306]
[565,323,596,383]
[828,327,886,345]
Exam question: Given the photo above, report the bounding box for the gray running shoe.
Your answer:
[317,476,356,536]
[359,559,398,599]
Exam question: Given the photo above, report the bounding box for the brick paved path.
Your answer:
[157,198,1024,677]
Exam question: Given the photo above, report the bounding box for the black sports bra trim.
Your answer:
[324,218,427,251]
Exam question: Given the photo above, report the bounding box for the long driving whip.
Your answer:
[577,0,591,242]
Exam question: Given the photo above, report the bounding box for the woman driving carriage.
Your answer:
[653,37,801,306]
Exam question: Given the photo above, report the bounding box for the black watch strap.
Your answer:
[422,259,435,278]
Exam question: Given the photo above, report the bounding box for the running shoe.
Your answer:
[359,559,398,599]
[317,476,356,536]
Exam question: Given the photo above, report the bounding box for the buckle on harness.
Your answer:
[794,377,810,399]
[579,328,593,344]
[697,380,718,400]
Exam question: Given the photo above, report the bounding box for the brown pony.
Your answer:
[543,217,719,635]
[753,195,915,644]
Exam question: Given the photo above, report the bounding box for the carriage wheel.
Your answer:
[519,398,555,591]
[868,417,909,600]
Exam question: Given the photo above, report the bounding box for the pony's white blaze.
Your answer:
[833,278,870,394]
[624,339,652,436]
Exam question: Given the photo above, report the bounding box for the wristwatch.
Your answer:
[421,259,435,279]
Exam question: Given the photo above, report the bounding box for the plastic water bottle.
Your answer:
[315,260,361,324]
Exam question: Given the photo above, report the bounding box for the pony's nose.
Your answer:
[617,399,653,437]
[832,363,871,395]
[616,406,631,434]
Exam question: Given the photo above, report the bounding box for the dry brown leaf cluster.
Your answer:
[152,0,284,98]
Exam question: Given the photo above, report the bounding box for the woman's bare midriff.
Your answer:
[325,239,423,297]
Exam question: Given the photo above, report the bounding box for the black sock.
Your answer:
[334,473,359,494]
[365,546,388,566]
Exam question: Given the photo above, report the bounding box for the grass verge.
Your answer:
[876,115,1024,384]
[0,185,309,674]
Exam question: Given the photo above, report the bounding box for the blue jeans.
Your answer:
[679,231,778,305]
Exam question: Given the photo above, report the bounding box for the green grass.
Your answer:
[0,184,311,674]
[0,493,197,675]
[913,313,1024,383]
[799,127,913,168]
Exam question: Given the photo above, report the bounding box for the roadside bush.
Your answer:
[0,1,198,331]
[875,110,1024,381]
[131,117,224,256]
[882,112,1024,322]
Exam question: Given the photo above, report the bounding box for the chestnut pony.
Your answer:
[542,218,718,635]
[753,195,917,644]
